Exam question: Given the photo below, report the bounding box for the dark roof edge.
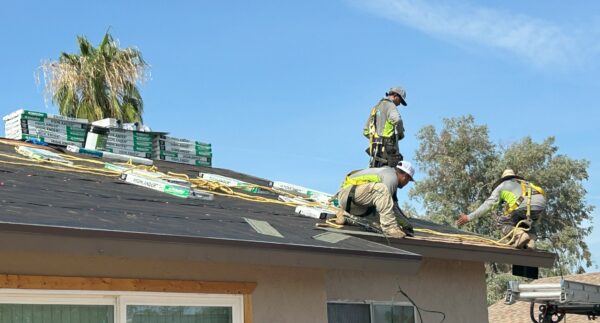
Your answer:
[0,221,421,262]
[357,235,556,268]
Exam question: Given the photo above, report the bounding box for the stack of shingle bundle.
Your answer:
[101,128,154,159]
[3,109,89,147]
[152,135,212,167]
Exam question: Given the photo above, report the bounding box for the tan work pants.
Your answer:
[337,183,398,230]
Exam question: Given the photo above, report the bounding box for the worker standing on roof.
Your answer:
[364,86,407,168]
[334,161,416,239]
[456,169,547,249]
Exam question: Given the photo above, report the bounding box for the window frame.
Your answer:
[327,300,418,323]
[0,289,244,323]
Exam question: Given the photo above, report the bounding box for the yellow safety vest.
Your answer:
[341,170,381,189]
[504,180,545,218]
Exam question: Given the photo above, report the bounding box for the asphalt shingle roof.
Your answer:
[0,139,557,266]
[0,140,417,259]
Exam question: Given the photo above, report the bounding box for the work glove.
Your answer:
[401,225,414,237]
[393,204,414,237]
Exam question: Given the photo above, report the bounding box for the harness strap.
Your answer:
[368,106,379,157]
[345,185,375,217]
[368,136,402,167]
[526,183,532,218]
[345,185,356,213]
[506,180,544,221]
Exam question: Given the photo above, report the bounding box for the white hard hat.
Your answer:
[396,161,415,181]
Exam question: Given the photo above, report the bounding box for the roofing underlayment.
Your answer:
[0,139,555,268]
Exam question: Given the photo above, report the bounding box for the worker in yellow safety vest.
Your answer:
[364,86,407,167]
[335,161,416,239]
[456,169,547,249]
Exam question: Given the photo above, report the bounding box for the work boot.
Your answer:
[525,233,537,250]
[510,228,524,248]
[371,222,382,231]
[334,209,346,225]
[383,227,406,239]
[512,229,534,249]
[526,238,536,250]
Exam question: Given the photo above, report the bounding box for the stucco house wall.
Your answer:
[0,231,489,323]
[326,258,489,323]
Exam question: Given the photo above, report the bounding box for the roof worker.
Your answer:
[364,86,407,168]
[334,161,416,238]
[456,169,547,249]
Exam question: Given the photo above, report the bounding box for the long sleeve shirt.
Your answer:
[363,98,405,141]
[467,179,546,221]
[343,166,399,195]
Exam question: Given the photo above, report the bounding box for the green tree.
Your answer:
[411,115,498,226]
[39,32,149,122]
[410,115,594,303]
[500,137,593,273]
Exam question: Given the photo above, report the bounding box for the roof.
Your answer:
[0,139,555,269]
[0,140,418,268]
[488,272,600,323]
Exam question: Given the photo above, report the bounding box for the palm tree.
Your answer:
[39,32,149,122]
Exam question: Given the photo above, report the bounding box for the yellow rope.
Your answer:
[413,225,525,247]
[0,140,525,247]
[421,217,532,246]
[0,159,119,177]
[10,149,120,176]
[187,177,308,207]
[322,211,530,247]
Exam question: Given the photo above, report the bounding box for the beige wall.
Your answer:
[0,248,328,323]
[0,232,487,323]
[326,258,489,323]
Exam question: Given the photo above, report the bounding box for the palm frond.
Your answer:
[37,31,149,122]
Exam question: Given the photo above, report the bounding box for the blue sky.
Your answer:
[1,0,599,269]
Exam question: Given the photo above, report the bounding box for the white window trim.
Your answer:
[328,300,419,323]
[0,289,243,323]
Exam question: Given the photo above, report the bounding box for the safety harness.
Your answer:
[492,179,546,249]
[504,180,546,219]
[341,171,379,216]
[365,100,401,167]
[340,170,414,234]
[366,105,380,159]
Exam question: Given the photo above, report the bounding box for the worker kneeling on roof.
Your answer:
[335,161,416,239]
[456,169,547,249]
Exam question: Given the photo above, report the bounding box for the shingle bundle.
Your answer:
[2,109,89,147]
[153,135,212,167]
[3,110,213,167]
[97,128,154,159]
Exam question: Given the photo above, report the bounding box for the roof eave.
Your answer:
[353,234,556,268]
[0,222,423,274]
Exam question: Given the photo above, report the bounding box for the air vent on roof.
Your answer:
[312,232,350,244]
[244,218,283,238]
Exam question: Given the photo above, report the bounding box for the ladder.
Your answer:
[505,280,600,322]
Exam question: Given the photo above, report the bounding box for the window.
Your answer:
[328,301,416,323]
[126,305,231,323]
[0,304,114,323]
[0,290,243,323]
